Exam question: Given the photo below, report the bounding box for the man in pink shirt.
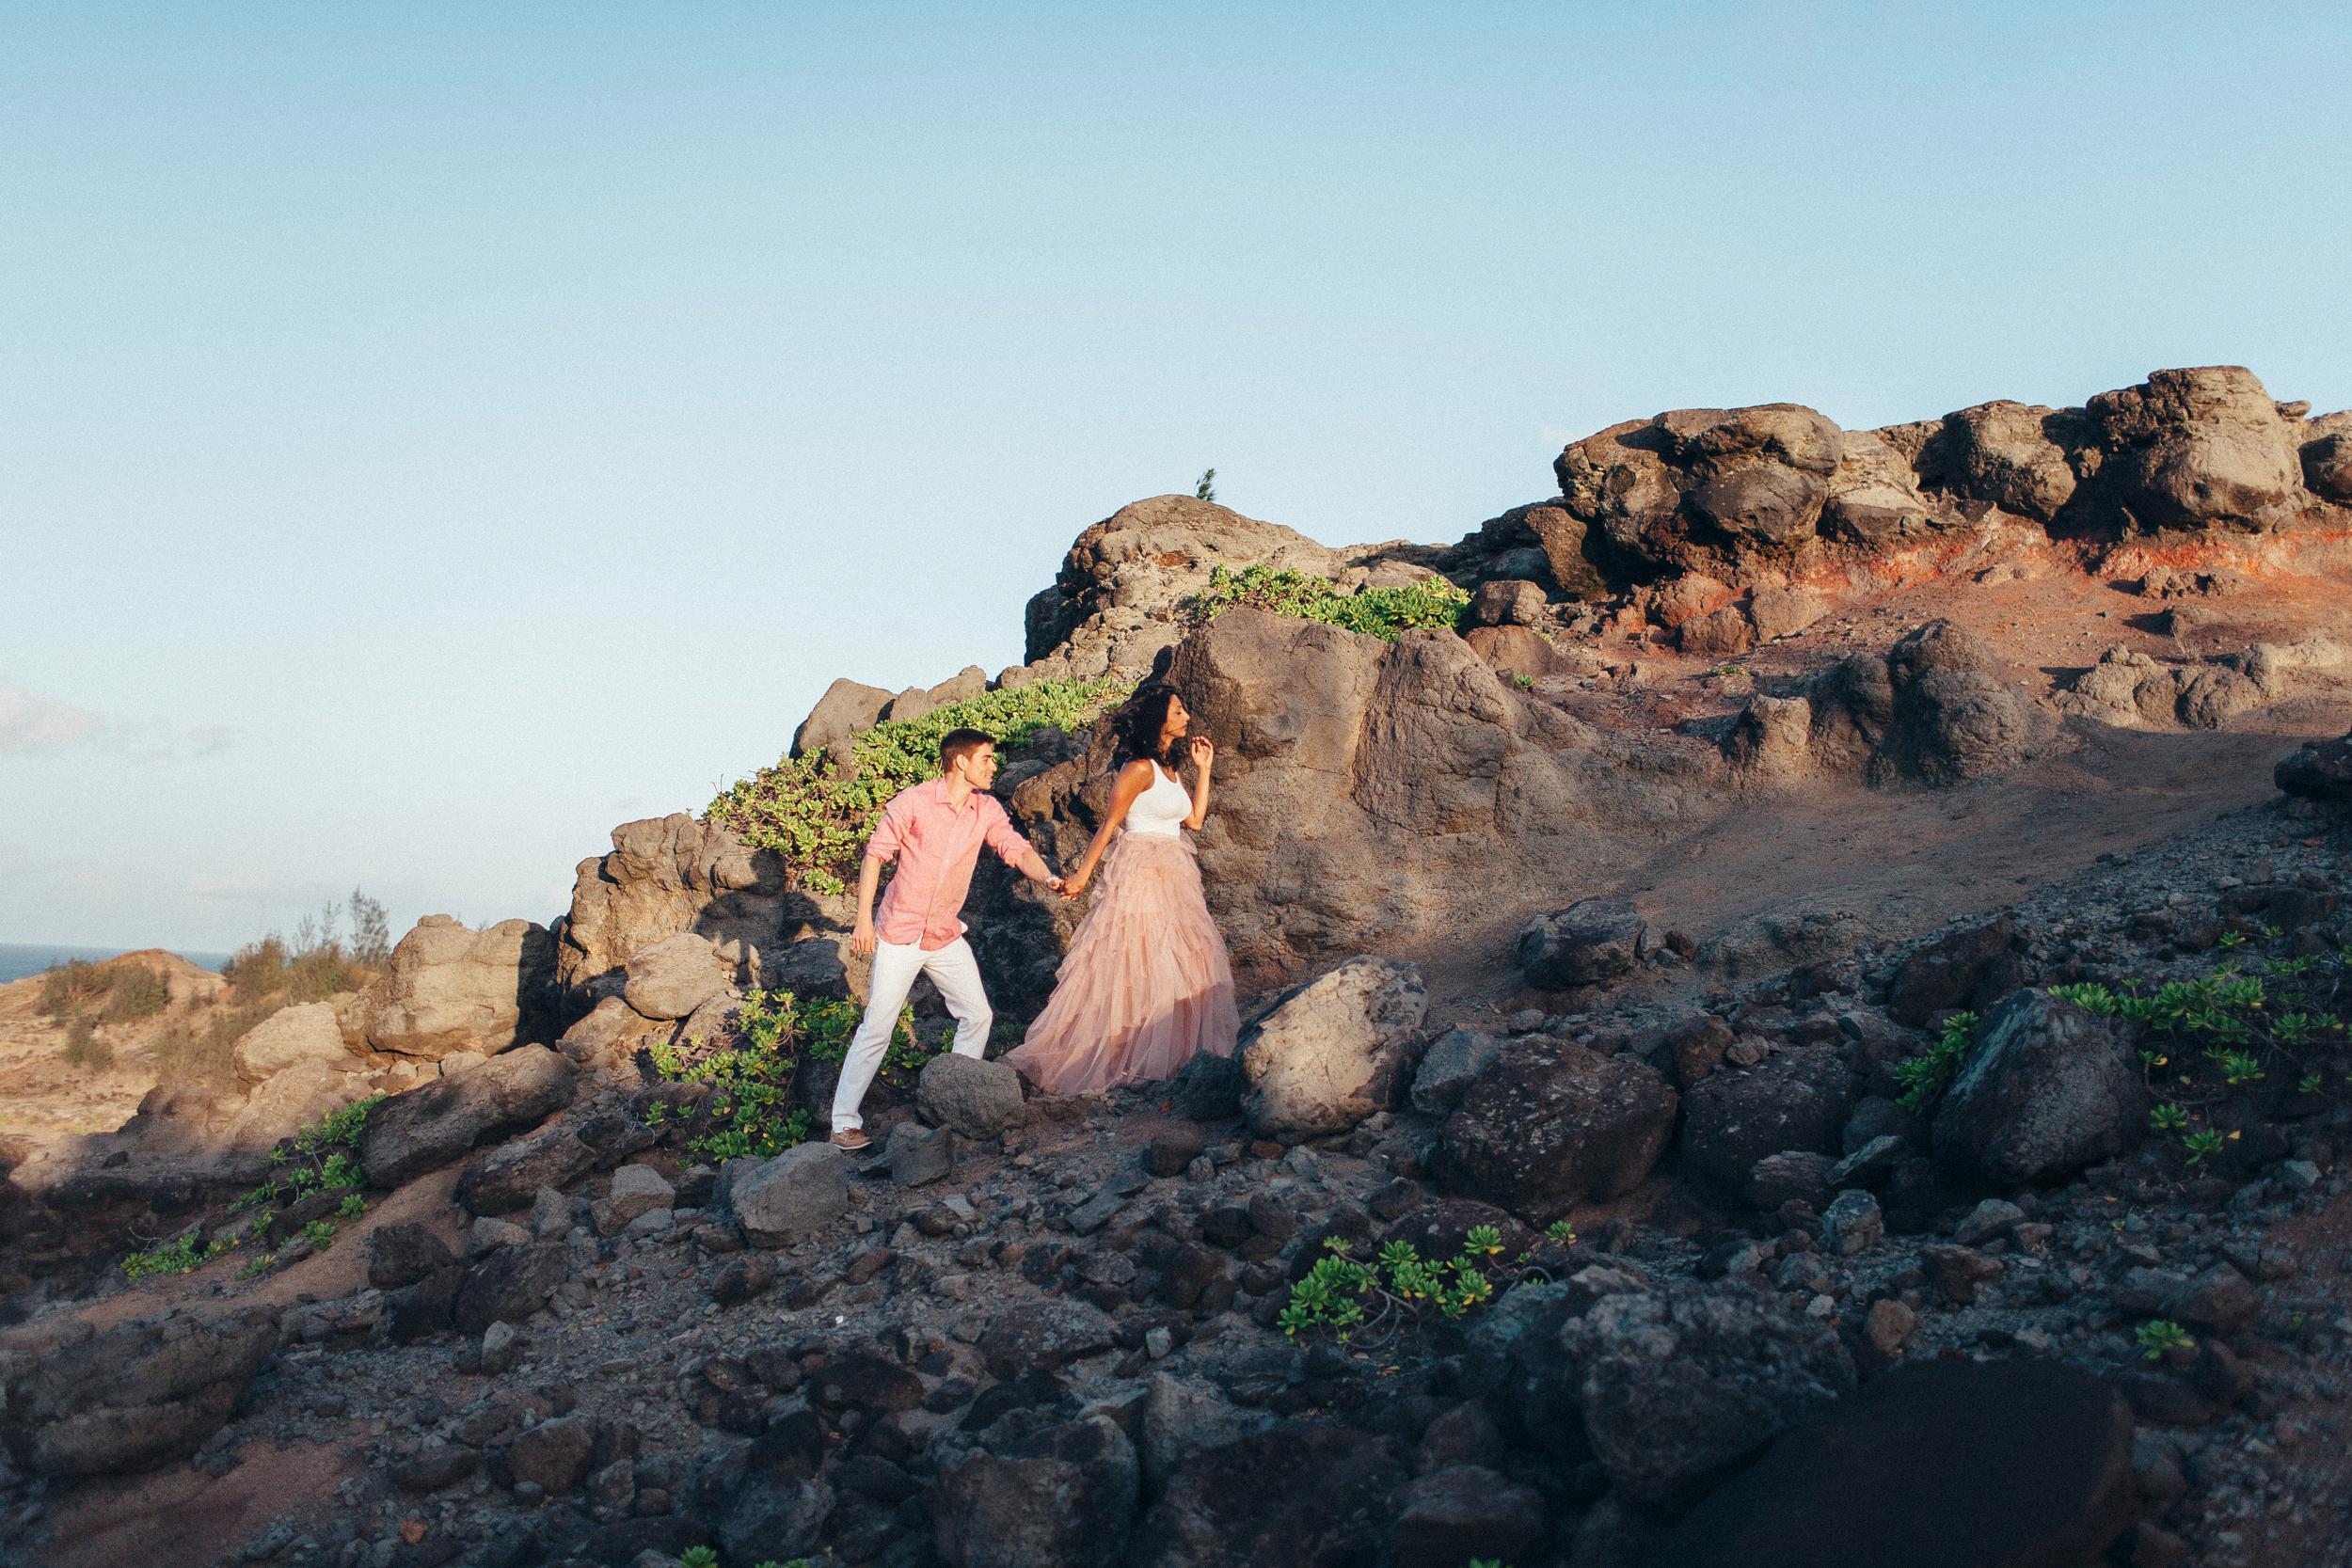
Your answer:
[831,726,1061,1149]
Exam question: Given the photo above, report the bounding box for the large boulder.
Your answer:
[2277,725,2352,802]
[1554,404,1843,571]
[222,1059,373,1151]
[1561,1285,1857,1509]
[621,931,734,1022]
[452,1107,644,1215]
[1515,899,1646,989]
[1238,957,1429,1139]
[2087,366,2303,531]
[1887,914,2025,1026]
[791,676,894,759]
[1438,1042,1678,1223]
[1021,494,1343,678]
[358,1045,578,1187]
[933,1414,1139,1568]
[451,1243,567,1333]
[367,914,557,1059]
[1391,1465,1550,1568]
[1931,400,2086,521]
[1933,990,2146,1187]
[1,1308,279,1478]
[727,1142,850,1247]
[1132,1422,1409,1568]
[977,1300,1117,1380]
[557,812,835,997]
[230,1002,350,1085]
[1678,1044,1853,1199]
[1654,1360,2136,1568]
[917,1053,1027,1136]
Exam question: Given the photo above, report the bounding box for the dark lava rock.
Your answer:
[497,1413,595,1495]
[1438,1041,1678,1223]
[1652,1359,2136,1568]
[808,1350,925,1413]
[367,1221,454,1291]
[1391,1463,1549,1568]
[1171,1051,1246,1121]
[2276,726,2352,801]
[934,1413,1138,1568]
[1516,899,1647,989]
[1378,1199,1535,1263]
[977,1300,1117,1380]
[452,1243,568,1334]
[358,1046,578,1187]
[1888,914,2025,1026]
[1679,1045,1852,1199]
[1133,1421,1408,1568]
[1933,990,2145,1187]
[386,1264,467,1344]
[1560,1285,1857,1509]
[0,1307,279,1478]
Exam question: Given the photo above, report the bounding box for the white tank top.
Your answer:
[1123,762,1191,837]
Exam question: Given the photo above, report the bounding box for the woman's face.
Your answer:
[1160,693,1190,740]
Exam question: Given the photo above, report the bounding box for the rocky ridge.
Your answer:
[4,365,2352,1568]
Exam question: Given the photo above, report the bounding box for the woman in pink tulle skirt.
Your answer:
[1004,682,1240,1096]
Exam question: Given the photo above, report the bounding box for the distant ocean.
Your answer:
[0,943,231,986]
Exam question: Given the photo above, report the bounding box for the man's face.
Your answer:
[951,744,998,787]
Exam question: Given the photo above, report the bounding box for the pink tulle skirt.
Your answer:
[1005,831,1240,1097]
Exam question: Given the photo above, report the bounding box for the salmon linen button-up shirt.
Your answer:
[866,778,1038,950]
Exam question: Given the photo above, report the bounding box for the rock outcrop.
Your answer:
[367,914,557,1059]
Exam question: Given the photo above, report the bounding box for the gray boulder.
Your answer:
[622,932,733,1022]
[977,1299,1116,1379]
[592,1164,675,1237]
[1438,1042,1678,1223]
[367,913,557,1059]
[1407,1027,1506,1117]
[1561,1285,1857,1509]
[1239,957,1428,1139]
[918,1053,1027,1136]
[358,1045,578,1187]
[230,1002,350,1085]
[1933,990,2146,1187]
[2088,365,2302,530]
[729,1142,850,1246]
[792,676,895,758]
[1,1308,280,1478]
[1515,899,1646,990]
[223,1059,373,1152]
[720,1475,836,1568]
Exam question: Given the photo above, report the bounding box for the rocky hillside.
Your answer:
[3,365,2351,1568]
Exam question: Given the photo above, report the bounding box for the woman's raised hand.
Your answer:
[1187,736,1215,767]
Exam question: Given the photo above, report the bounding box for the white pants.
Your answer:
[830,936,993,1132]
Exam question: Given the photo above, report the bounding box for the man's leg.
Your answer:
[832,940,924,1132]
[919,938,994,1058]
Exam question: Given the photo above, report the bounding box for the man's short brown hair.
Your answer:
[939,728,996,771]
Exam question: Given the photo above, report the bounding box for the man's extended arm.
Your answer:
[850,853,885,956]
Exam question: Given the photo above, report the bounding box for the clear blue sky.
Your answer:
[4,2,2347,952]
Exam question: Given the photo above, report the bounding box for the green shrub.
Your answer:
[1892,1011,1978,1113]
[37,958,108,1018]
[707,677,1128,895]
[1279,1227,1504,1344]
[648,989,929,1161]
[1184,563,1471,641]
[151,1001,272,1086]
[99,964,169,1022]
[60,1016,114,1073]
[122,1229,227,1279]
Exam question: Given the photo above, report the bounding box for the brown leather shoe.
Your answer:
[829,1127,871,1151]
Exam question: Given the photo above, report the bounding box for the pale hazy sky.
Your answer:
[5,2,2348,952]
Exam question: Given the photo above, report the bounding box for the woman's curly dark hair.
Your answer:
[1112,685,1184,769]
